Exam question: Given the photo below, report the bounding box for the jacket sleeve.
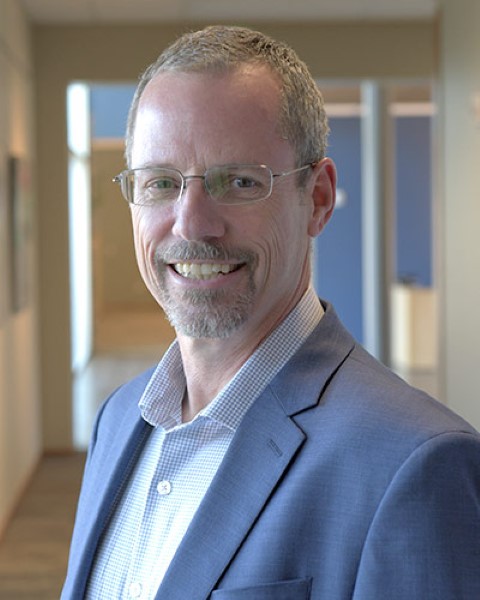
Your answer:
[353,431,480,600]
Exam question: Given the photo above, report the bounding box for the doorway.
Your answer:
[315,80,438,396]
[67,83,175,449]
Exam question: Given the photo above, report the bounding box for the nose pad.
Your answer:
[172,178,226,241]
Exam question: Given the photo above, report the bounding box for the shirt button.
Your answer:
[157,480,172,495]
[129,581,142,598]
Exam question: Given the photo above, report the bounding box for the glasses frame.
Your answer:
[113,162,317,206]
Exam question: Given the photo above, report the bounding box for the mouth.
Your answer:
[172,262,242,280]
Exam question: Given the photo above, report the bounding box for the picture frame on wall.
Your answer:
[0,153,8,324]
[7,155,32,314]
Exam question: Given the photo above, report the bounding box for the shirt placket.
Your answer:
[123,422,199,599]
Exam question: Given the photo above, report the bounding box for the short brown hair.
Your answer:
[125,25,329,169]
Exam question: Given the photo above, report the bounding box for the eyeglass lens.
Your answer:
[128,165,273,206]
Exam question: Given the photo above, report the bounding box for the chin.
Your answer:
[165,307,248,339]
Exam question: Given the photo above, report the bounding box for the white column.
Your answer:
[361,81,395,365]
[67,83,93,374]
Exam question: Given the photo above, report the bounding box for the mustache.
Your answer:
[155,241,256,265]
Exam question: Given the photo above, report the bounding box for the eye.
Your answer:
[231,176,258,189]
[146,176,180,191]
[204,165,271,204]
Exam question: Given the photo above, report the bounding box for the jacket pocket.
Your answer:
[211,577,312,599]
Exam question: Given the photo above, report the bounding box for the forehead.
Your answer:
[131,66,292,167]
[141,64,281,112]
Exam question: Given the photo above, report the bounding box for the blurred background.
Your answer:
[1,0,480,594]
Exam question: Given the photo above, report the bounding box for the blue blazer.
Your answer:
[62,303,480,599]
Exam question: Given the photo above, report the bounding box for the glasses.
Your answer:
[113,163,316,206]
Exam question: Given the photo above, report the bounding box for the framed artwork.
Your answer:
[7,155,32,313]
[0,153,7,323]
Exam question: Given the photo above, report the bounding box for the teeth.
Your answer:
[174,263,236,280]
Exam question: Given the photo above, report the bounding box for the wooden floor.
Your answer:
[0,454,86,599]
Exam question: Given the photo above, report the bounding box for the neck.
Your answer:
[177,280,312,421]
[178,332,256,421]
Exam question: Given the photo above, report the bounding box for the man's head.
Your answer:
[126,25,329,170]
[123,26,336,342]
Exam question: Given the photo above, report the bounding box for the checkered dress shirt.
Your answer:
[86,287,323,599]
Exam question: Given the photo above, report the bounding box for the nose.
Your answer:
[171,177,226,241]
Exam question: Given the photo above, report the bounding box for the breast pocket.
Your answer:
[210,577,312,599]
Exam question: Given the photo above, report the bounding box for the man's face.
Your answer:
[130,66,334,341]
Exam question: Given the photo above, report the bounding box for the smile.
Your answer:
[173,262,240,280]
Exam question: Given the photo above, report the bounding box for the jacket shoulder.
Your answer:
[88,366,156,450]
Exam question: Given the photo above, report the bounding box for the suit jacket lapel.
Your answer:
[270,302,355,418]
[156,385,305,600]
[156,304,355,599]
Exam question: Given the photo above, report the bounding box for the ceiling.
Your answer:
[20,0,439,25]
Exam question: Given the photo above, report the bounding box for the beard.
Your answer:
[152,241,257,339]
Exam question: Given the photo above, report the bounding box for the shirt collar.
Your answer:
[139,285,323,430]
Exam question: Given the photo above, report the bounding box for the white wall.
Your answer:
[0,0,41,536]
[440,0,480,430]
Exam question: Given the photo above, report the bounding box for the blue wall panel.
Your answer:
[395,116,432,287]
[314,117,363,343]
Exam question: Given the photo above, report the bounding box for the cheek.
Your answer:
[131,209,166,279]
[242,207,293,283]
[131,212,149,266]
[258,202,311,284]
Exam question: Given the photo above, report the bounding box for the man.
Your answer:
[62,26,480,599]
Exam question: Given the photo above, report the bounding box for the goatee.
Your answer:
[153,241,257,338]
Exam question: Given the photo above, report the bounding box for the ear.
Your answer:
[307,158,337,238]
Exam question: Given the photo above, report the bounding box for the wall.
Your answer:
[0,0,41,536]
[90,85,155,314]
[91,144,157,313]
[315,116,363,342]
[440,0,480,429]
[314,111,433,347]
[395,116,432,287]
[32,20,436,450]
